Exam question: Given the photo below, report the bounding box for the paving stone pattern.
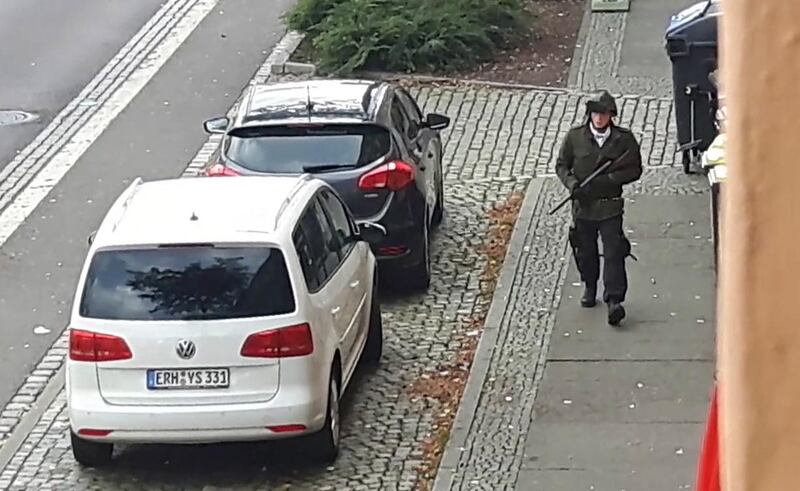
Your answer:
[575,12,673,97]
[0,83,685,490]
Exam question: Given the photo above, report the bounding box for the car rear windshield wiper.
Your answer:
[302,164,358,173]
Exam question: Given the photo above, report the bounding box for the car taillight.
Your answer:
[204,163,240,177]
[358,161,414,191]
[267,424,307,433]
[378,245,408,256]
[240,324,314,358]
[69,329,132,362]
[78,429,113,437]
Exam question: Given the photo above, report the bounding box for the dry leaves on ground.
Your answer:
[409,190,525,491]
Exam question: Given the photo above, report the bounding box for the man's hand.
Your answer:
[571,181,588,198]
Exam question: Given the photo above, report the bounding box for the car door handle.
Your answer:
[331,306,342,316]
[349,280,360,289]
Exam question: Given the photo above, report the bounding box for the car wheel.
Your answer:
[362,279,383,366]
[309,369,341,464]
[405,221,431,292]
[71,431,113,467]
[432,162,444,227]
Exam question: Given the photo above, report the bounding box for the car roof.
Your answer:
[232,79,390,128]
[94,175,318,248]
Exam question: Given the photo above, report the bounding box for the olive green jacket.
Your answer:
[555,123,643,221]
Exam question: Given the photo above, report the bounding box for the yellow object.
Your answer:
[702,133,727,184]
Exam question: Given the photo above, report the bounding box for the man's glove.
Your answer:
[571,180,590,198]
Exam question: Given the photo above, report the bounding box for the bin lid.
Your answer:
[666,0,719,36]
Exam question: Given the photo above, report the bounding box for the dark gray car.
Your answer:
[202,80,450,292]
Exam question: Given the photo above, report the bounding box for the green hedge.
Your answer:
[286,0,531,74]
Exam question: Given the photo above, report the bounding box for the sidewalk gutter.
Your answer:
[432,177,545,491]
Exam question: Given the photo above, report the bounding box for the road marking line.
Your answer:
[0,0,219,247]
[0,30,304,458]
[0,0,193,202]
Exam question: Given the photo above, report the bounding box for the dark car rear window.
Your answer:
[225,124,391,173]
[80,246,295,321]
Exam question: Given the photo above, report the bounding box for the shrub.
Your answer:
[286,0,530,74]
[286,0,345,36]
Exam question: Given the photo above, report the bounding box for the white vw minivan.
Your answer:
[67,175,382,466]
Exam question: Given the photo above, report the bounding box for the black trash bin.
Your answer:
[665,0,721,174]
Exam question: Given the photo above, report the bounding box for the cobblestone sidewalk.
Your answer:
[0,81,683,490]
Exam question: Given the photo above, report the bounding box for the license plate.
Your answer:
[147,368,230,390]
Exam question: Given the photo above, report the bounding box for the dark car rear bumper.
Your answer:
[356,191,427,271]
[359,219,424,266]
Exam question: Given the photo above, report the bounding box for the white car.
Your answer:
[67,175,382,466]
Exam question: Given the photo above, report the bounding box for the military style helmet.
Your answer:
[586,90,618,116]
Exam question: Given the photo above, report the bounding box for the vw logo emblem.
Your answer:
[175,340,196,360]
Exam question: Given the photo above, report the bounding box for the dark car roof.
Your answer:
[232,79,390,129]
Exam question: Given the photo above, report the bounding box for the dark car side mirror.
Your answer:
[87,231,96,246]
[424,113,451,131]
[203,116,229,134]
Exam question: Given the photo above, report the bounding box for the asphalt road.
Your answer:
[0,0,297,410]
[0,0,164,171]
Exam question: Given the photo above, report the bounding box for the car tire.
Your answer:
[362,280,383,366]
[308,369,341,464]
[432,162,445,227]
[405,221,431,292]
[71,431,113,467]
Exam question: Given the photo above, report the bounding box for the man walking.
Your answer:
[555,90,643,326]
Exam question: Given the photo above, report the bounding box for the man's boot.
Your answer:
[581,283,597,308]
[607,301,626,326]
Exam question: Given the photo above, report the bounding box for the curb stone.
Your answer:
[431,178,545,491]
[567,0,594,89]
[269,61,316,76]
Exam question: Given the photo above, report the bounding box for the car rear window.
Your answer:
[225,124,391,173]
[79,246,295,321]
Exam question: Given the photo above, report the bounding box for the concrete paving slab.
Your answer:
[561,286,713,322]
[626,266,715,302]
[618,0,686,78]
[560,249,715,323]
[517,466,695,491]
[626,222,710,240]
[625,195,710,225]
[551,316,714,361]
[630,238,714,268]
[521,422,700,477]
[533,360,713,424]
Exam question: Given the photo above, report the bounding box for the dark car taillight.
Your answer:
[358,161,414,191]
[204,163,240,177]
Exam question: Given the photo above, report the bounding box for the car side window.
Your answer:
[293,205,329,292]
[397,89,423,126]
[311,197,342,276]
[319,189,356,258]
[391,96,418,141]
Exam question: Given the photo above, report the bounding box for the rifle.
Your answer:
[549,150,631,215]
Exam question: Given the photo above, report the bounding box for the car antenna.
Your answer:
[190,211,199,222]
[305,86,315,122]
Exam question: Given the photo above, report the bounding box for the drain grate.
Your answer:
[0,110,38,126]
